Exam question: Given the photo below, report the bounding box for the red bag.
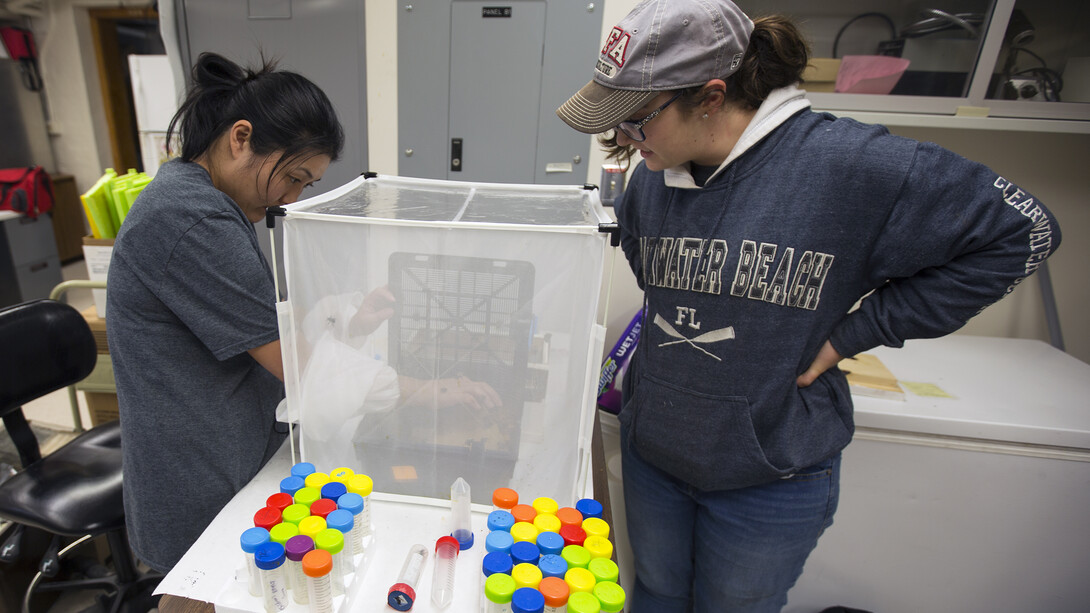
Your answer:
[0,166,54,219]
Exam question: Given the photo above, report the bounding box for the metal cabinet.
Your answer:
[0,212,63,308]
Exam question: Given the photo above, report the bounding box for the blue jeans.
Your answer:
[620,422,840,613]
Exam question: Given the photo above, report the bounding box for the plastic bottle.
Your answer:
[432,535,460,609]
[329,466,354,484]
[510,541,540,567]
[388,543,428,611]
[574,499,602,521]
[485,530,515,555]
[285,534,314,605]
[555,507,583,530]
[531,497,559,517]
[254,506,281,531]
[291,462,316,480]
[536,531,565,556]
[320,481,347,502]
[314,528,347,596]
[533,513,562,535]
[511,504,537,525]
[581,518,610,541]
[302,549,334,613]
[582,535,613,561]
[559,525,587,548]
[269,522,301,591]
[450,477,474,550]
[560,545,591,570]
[325,509,355,572]
[538,554,568,580]
[510,522,539,544]
[294,486,321,509]
[309,498,338,520]
[511,562,543,590]
[346,473,374,537]
[492,487,518,512]
[487,509,516,533]
[281,503,310,527]
[483,572,517,613]
[482,550,514,579]
[253,542,290,612]
[336,492,365,555]
[305,471,331,490]
[539,576,570,613]
[279,475,305,497]
[240,527,271,597]
[566,591,601,613]
[298,516,327,541]
[564,567,596,594]
[266,492,294,513]
[592,581,626,613]
[586,558,619,585]
[511,586,546,613]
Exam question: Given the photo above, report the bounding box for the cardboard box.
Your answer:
[81,236,114,318]
[803,58,842,93]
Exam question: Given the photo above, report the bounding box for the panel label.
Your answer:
[482,6,512,18]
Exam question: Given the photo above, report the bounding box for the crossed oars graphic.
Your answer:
[653,314,735,362]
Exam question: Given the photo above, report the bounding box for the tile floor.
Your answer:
[8,259,159,612]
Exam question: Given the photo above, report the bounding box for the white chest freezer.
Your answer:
[786,335,1090,613]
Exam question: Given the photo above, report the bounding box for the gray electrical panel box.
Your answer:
[399,0,603,184]
[176,0,369,191]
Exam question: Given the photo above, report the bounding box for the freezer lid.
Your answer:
[852,336,1090,450]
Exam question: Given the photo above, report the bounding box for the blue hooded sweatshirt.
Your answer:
[616,86,1061,491]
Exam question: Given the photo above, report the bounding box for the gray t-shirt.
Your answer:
[107,159,286,572]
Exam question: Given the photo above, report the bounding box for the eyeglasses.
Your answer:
[614,92,684,142]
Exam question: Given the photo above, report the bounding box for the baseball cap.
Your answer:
[557,0,754,134]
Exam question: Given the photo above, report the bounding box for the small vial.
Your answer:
[555,507,583,529]
[592,581,626,613]
[512,586,546,613]
[574,499,602,521]
[538,554,568,580]
[309,498,338,520]
[531,497,559,517]
[560,545,590,570]
[492,487,518,512]
[582,535,613,560]
[536,531,565,556]
[305,472,331,490]
[587,557,619,584]
[510,504,537,525]
[314,528,347,596]
[483,572,517,613]
[511,562,542,590]
[285,535,314,605]
[510,522,539,544]
[291,462,316,480]
[282,503,310,526]
[566,591,601,613]
[346,474,374,537]
[294,486,321,509]
[320,481,347,501]
[564,567,596,594]
[298,516,327,541]
[539,576,570,613]
[482,550,514,579]
[388,543,428,611]
[533,513,562,535]
[240,527,270,598]
[254,506,281,531]
[266,492,294,513]
[450,477,474,550]
[268,523,300,592]
[559,525,586,548]
[336,492,365,556]
[329,466,354,484]
[253,542,290,612]
[432,535,460,609]
[581,518,610,540]
[280,475,305,497]
[302,549,334,613]
[487,509,516,533]
[325,509,355,572]
[510,541,540,567]
[485,530,515,555]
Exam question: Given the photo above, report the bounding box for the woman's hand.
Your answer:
[349,285,396,336]
[796,340,843,387]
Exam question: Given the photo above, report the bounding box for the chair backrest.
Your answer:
[0,299,97,419]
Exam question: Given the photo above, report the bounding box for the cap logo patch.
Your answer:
[601,26,631,69]
[730,52,744,71]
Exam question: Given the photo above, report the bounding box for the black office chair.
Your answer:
[0,299,160,613]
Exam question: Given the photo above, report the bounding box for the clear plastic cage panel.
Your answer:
[280,175,611,506]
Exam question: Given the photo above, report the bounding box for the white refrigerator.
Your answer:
[127,54,177,176]
[786,335,1090,612]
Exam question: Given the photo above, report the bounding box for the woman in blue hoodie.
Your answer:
[557,1,1060,611]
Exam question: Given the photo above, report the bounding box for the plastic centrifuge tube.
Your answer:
[388,543,428,611]
[450,477,473,550]
[432,535,460,609]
